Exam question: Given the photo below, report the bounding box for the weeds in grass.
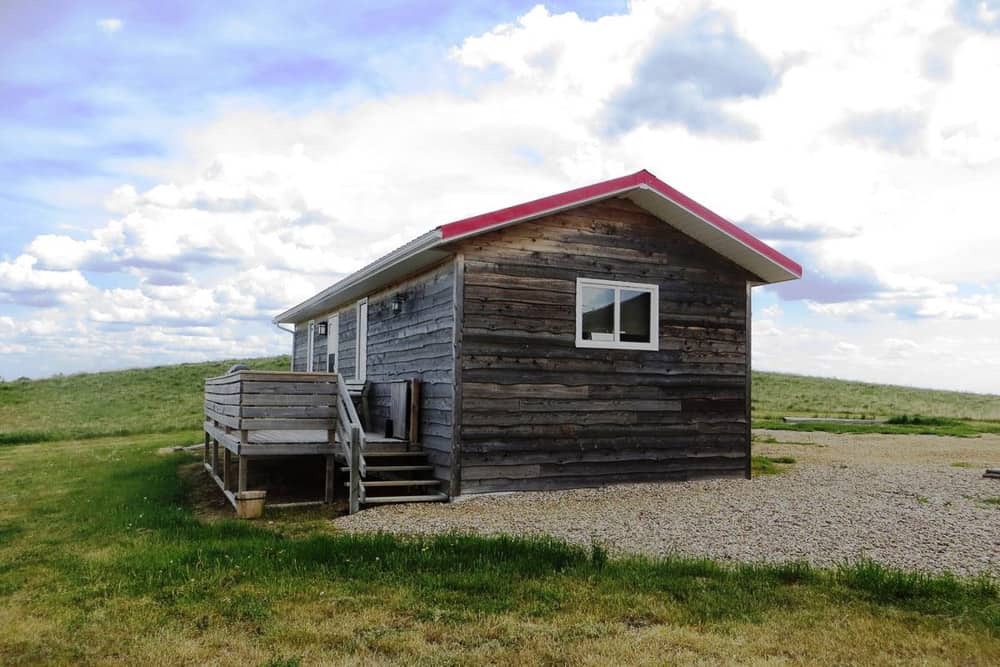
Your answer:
[752,455,796,475]
[951,461,974,468]
[261,657,301,667]
[982,497,1000,508]
[888,414,960,426]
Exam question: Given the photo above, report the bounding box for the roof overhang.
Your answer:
[274,169,802,324]
[274,230,449,324]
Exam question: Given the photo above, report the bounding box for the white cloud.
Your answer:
[761,304,783,318]
[3,1,1000,393]
[96,18,123,34]
[0,255,92,307]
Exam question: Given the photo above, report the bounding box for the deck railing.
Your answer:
[203,370,339,452]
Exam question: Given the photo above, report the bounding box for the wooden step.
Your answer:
[340,464,433,473]
[363,451,426,458]
[359,479,440,488]
[363,492,448,504]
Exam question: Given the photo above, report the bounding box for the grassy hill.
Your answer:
[2,357,999,445]
[0,356,289,444]
[753,371,1000,421]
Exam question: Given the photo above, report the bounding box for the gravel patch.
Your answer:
[333,433,1000,576]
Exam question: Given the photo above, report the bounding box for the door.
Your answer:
[306,320,316,372]
[355,298,368,381]
[327,314,339,372]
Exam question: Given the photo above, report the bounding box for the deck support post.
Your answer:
[203,431,210,465]
[237,455,247,494]
[211,439,219,474]
[324,455,335,504]
[223,448,231,491]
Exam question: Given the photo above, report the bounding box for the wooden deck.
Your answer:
[202,369,443,516]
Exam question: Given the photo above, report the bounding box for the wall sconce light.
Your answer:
[391,292,409,313]
[316,322,328,336]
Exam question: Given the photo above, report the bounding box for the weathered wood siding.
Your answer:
[455,198,754,494]
[291,323,308,372]
[365,262,455,480]
[338,305,357,379]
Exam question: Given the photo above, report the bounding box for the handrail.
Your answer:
[335,372,367,514]
[336,374,367,451]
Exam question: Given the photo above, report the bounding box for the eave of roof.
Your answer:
[274,169,802,324]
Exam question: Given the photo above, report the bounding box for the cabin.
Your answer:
[203,170,801,516]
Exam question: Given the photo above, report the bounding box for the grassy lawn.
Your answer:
[0,432,997,665]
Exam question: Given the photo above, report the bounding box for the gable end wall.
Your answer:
[455,197,753,493]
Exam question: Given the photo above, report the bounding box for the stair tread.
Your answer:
[364,451,426,457]
[363,492,448,504]
[339,465,433,472]
[359,479,440,487]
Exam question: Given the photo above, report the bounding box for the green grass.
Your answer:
[0,433,997,663]
[0,356,289,445]
[751,455,796,475]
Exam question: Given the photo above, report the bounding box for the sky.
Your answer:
[1,0,999,394]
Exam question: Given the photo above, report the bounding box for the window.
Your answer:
[576,278,658,350]
[355,297,368,381]
[306,320,316,371]
[326,314,339,372]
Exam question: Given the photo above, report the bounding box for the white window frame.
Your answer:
[306,320,316,371]
[327,313,339,373]
[575,278,659,351]
[355,297,368,382]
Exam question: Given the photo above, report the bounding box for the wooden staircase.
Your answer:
[342,449,448,505]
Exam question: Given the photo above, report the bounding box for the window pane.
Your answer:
[581,285,615,341]
[619,289,652,343]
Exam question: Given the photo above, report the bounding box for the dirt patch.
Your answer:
[177,461,233,520]
[176,457,349,521]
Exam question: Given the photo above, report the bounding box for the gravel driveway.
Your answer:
[333,431,1000,576]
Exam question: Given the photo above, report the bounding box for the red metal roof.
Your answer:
[275,169,801,323]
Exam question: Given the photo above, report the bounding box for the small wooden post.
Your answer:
[238,455,247,494]
[349,426,361,514]
[324,455,335,504]
[223,448,231,491]
[203,431,210,465]
[211,439,219,473]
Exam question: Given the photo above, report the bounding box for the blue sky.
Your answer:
[2,0,1000,393]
